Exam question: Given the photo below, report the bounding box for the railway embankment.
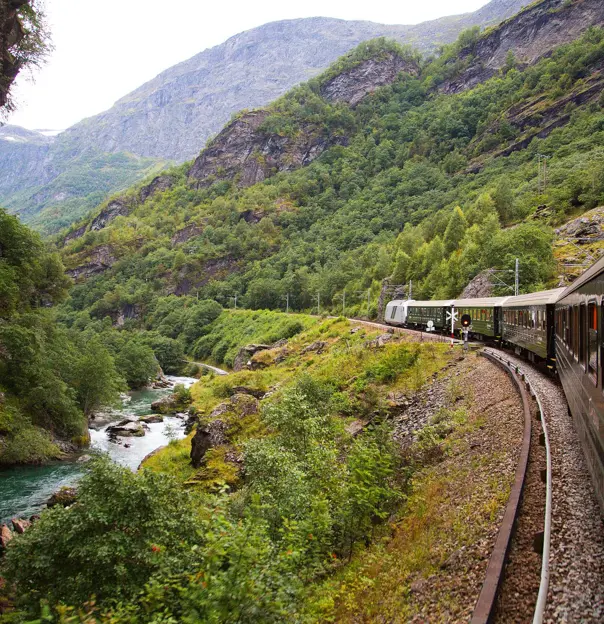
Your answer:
[494,350,604,624]
[319,351,527,621]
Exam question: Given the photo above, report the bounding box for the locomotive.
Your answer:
[384,259,604,514]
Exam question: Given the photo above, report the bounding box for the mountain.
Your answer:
[56,0,604,337]
[0,0,531,234]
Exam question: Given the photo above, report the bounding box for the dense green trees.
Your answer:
[3,378,405,620]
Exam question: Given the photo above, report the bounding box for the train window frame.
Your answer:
[580,303,587,370]
[588,300,598,385]
[390,306,398,321]
[572,306,578,358]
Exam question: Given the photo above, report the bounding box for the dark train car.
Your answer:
[555,260,604,513]
[501,289,564,367]
[406,300,453,330]
[453,297,509,339]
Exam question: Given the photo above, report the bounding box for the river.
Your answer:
[0,375,196,524]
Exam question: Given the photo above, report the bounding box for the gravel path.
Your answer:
[496,351,604,623]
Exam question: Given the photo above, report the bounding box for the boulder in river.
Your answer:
[47,486,78,508]
[151,395,179,414]
[11,518,30,534]
[106,419,145,437]
[139,414,164,424]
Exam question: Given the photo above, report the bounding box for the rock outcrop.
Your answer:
[66,245,117,281]
[190,393,259,467]
[233,344,272,371]
[171,222,204,246]
[90,198,133,231]
[188,51,419,190]
[188,110,345,189]
[190,420,229,468]
[441,0,604,95]
[320,52,419,106]
[139,174,174,202]
[460,270,495,298]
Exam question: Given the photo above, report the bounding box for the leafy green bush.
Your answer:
[115,340,158,389]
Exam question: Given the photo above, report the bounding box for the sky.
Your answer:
[7,0,490,131]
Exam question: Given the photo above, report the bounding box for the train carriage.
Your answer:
[384,300,414,327]
[406,300,454,330]
[453,297,510,339]
[555,259,604,513]
[501,289,564,366]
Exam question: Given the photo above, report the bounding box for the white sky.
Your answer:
[7,0,490,131]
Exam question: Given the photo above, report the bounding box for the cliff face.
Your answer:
[441,0,604,94]
[188,52,419,189]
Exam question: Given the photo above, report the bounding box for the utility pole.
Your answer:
[283,293,290,313]
[313,292,321,316]
[340,290,346,315]
[408,280,413,300]
[515,258,519,297]
[228,294,238,310]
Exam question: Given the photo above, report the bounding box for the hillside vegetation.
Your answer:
[58,28,604,340]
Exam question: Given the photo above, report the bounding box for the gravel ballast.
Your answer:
[497,351,604,623]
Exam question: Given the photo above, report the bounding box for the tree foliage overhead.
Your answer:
[0,0,51,112]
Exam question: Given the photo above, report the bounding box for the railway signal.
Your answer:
[446,306,458,346]
[461,313,471,351]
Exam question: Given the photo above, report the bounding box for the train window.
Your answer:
[588,302,598,384]
[390,306,398,320]
[571,307,577,356]
[580,304,587,368]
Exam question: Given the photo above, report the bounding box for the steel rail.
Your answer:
[482,348,553,624]
[471,350,532,624]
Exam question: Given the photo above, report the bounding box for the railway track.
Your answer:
[485,349,604,624]
[350,318,604,621]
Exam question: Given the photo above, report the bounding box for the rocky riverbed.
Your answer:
[0,375,196,523]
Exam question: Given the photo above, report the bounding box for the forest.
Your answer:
[58,28,604,337]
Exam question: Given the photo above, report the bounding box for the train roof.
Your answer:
[385,300,413,307]
[408,300,455,307]
[557,255,604,300]
[452,296,511,307]
[502,288,566,307]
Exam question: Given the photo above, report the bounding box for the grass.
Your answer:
[144,312,452,491]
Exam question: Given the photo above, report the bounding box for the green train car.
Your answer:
[453,297,510,339]
[406,300,453,330]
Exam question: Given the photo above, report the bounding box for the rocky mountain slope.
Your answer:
[55,0,604,325]
[0,0,531,234]
[441,0,604,93]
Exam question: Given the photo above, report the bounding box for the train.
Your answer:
[384,260,604,514]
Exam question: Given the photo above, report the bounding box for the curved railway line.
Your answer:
[350,318,604,621]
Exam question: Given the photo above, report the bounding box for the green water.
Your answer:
[0,376,195,523]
